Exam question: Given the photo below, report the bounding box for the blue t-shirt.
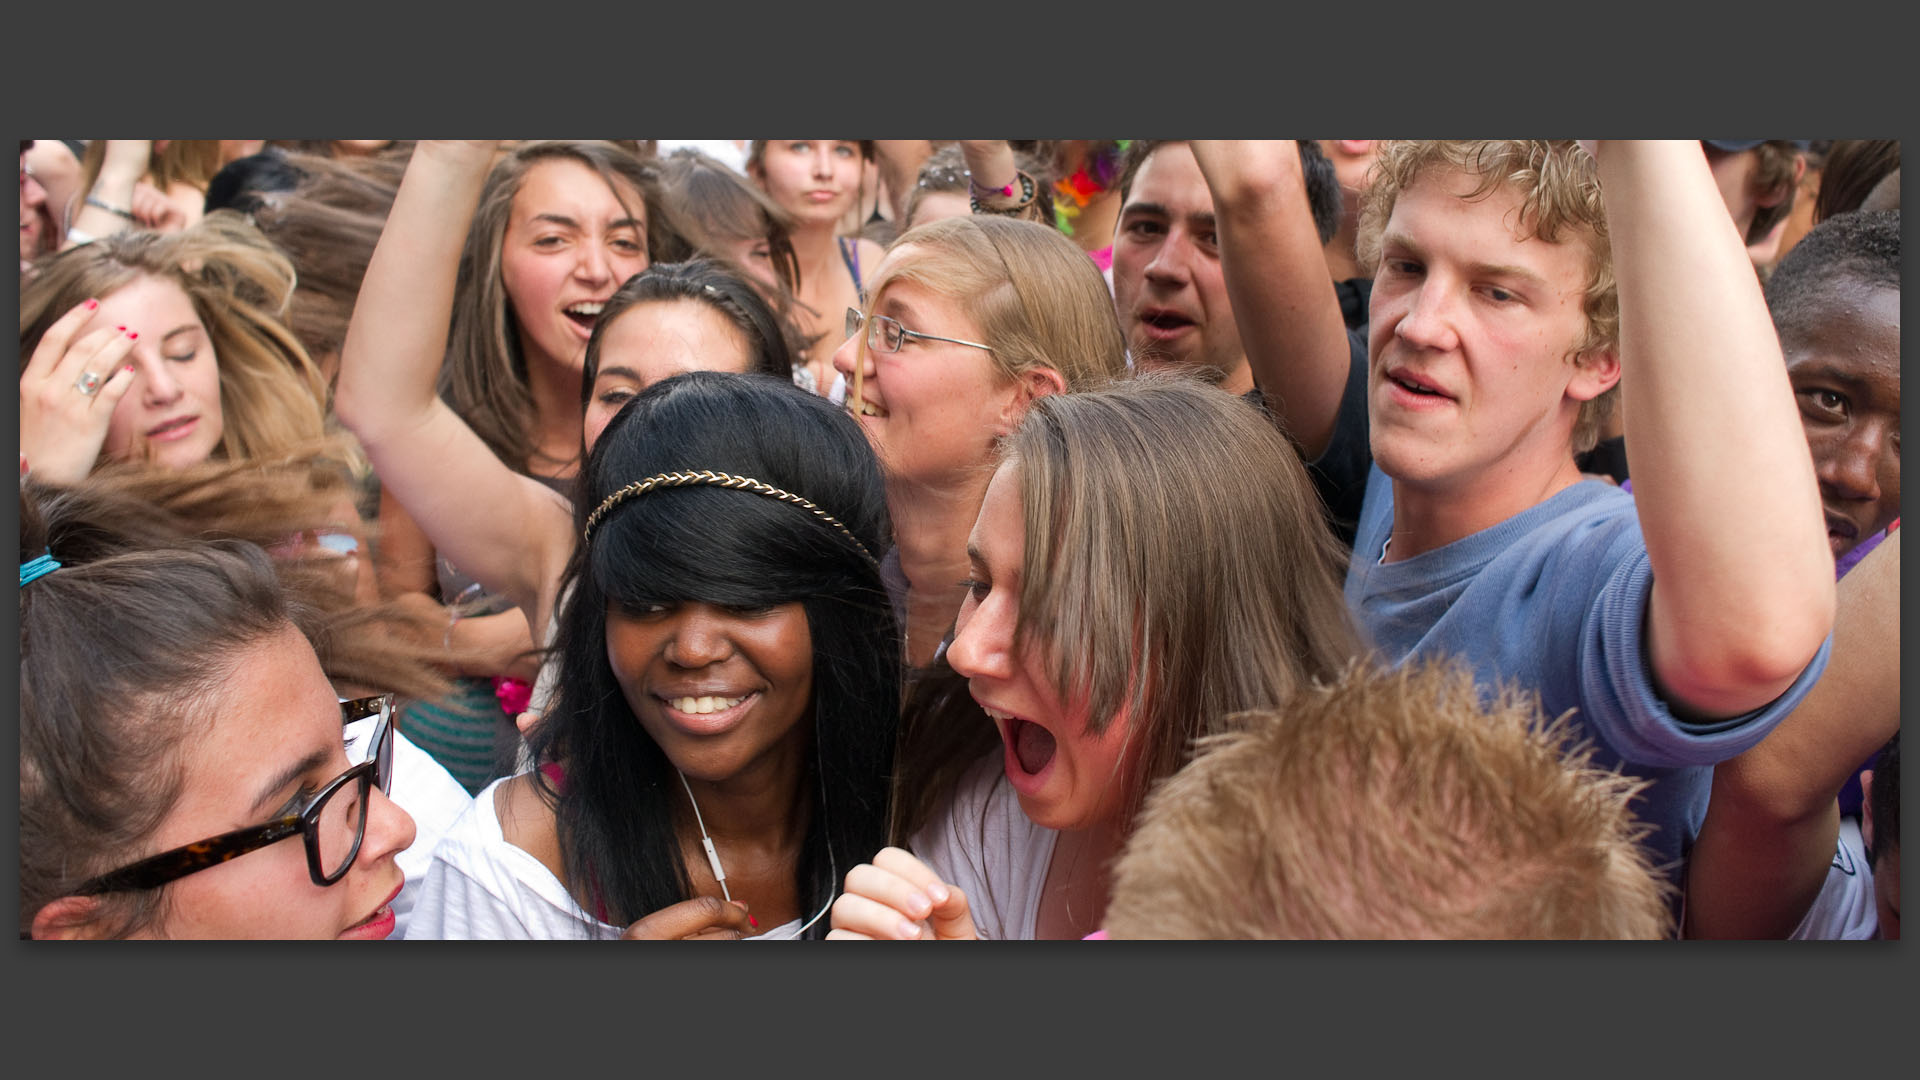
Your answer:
[1345,464,1833,879]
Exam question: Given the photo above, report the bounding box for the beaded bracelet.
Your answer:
[969,170,1039,217]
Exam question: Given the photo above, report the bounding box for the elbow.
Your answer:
[1657,592,1834,719]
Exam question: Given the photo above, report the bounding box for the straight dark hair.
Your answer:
[527,370,900,935]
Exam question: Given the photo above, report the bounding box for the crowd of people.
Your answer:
[17,137,1900,940]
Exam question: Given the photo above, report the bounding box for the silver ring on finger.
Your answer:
[74,370,105,397]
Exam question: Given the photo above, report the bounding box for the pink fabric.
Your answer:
[1087,245,1114,273]
[1083,929,1109,940]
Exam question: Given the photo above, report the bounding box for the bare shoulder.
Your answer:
[856,237,888,267]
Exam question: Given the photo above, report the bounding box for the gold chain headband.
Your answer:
[582,470,879,567]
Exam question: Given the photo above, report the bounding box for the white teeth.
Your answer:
[669,695,748,715]
[567,302,605,316]
[980,705,1014,722]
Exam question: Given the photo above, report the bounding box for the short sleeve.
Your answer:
[1580,546,1835,767]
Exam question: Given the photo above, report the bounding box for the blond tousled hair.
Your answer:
[859,214,1128,397]
[1356,140,1619,454]
[1105,658,1674,940]
[20,211,330,468]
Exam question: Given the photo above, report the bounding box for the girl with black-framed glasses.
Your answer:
[20,497,420,940]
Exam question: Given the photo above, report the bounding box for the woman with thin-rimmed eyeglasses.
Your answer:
[829,214,1128,673]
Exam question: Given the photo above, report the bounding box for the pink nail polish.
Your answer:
[748,914,759,929]
[123,364,134,373]
[126,331,138,340]
[84,299,98,310]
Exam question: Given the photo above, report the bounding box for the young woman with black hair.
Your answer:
[335,141,773,788]
[405,371,901,939]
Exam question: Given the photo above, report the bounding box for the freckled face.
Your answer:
[1365,167,1610,494]
[128,626,415,939]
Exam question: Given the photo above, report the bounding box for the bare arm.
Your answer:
[62,141,155,247]
[334,140,572,623]
[1188,141,1354,459]
[958,141,1047,223]
[375,491,542,681]
[1685,530,1898,938]
[1592,140,1835,719]
[872,141,933,224]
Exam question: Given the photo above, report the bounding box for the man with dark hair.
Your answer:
[1110,139,1341,401]
[1765,208,1900,572]
[1192,139,1835,894]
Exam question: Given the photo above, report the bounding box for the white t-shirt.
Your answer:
[908,754,1058,941]
[343,717,473,941]
[403,775,803,940]
[1789,816,1880,940]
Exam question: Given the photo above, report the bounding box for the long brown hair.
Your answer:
[893,375,1362,838]
[440,141,690,473]
[246,150,408,367]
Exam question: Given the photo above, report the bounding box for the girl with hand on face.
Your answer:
[20,213,331,486]
[404,371,900,940]
[19,489,428,940]
[747,140,886,391]
[333,140,691,792]
[832,214,1128,670]
[828,377,1361,940]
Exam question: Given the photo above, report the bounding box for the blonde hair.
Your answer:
[20,211,330,468]
[860,214,1128,394]
[1105,658,1673,939]
[1356,140,1619,453]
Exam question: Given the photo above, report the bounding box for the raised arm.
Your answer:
[958,141,1047,223]
[1685,529,1899,938]
[62,141,161,248]
[1188,140,1355,459]
[334,140,570,627]
[871,141,933,224]
[1591,140,1836,719]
